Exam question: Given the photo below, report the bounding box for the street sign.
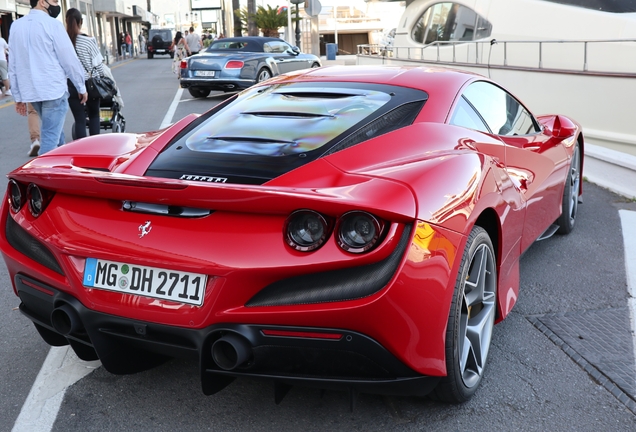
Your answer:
[305,0,322,17]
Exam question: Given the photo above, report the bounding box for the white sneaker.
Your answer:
[4,89,11,96]
[28,140,40,157]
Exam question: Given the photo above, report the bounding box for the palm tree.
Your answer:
[235,6,288,38]
[247,0,257,36]
[232,0,242,36]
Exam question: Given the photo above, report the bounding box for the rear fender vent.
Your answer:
[5,216,65,275]
[325,101,425,156]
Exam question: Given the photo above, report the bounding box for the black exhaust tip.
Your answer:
[211,333,252,370]
[50,304,81,336]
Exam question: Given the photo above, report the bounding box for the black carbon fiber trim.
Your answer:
[5,215,64,275]
[245,225,412,307]
[325,101,424,156]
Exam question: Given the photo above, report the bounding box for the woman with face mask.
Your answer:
[7,0,87,155]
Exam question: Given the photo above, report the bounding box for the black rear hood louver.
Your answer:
[324,101,424,156]
[145,82,427,185]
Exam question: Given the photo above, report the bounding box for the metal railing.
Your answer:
[358,39,636,77]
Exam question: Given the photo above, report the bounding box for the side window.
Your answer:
[463,82,540,136]
[268,41,291,53]
[411,2,492,44]
[450,96,490,133]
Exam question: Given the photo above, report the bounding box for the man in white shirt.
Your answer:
[8,0,87,156]
[186,26,202,55]
[0,35,9,97]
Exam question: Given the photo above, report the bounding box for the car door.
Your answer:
[461,81,568,252]
[265,41,308,74]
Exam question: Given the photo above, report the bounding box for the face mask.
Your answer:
[44,0,61,18]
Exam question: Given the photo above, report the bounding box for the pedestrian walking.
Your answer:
[119,32,126,58]
[8,0,87,156]
[0,35,10,97]
[125,32,132,57]
[186,26,202,55]
[66,8,103,139]
[138,32,146,54]
[170,31,190,78]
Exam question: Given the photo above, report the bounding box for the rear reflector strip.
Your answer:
[261,329,342,340]
[19,277,55,296]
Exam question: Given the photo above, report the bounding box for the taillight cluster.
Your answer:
[180,60,188,69]
[8,180,53,217]
[225,60,244,69]
[285,210,385,254]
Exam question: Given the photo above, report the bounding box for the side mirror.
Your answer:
[538,114,576,139]
[289,46,301,55]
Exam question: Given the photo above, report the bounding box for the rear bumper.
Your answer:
[180,77,255,91]
[15,274,440,397]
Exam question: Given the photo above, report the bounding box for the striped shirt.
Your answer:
[75,34,104,80]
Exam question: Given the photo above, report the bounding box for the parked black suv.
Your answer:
[147,29,174,59]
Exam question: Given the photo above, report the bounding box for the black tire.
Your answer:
[256,67,272,83]
[188,88,210,98]
[433,226,497,403]
[311,62,320,68]
[556,143,581,235]
[147,52,153,59]
[71,122,76,140]
[169,52,174,59]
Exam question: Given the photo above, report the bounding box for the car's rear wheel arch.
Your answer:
[256,67,273,83]
[473,208,501,318]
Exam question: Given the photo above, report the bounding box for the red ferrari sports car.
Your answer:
[1,66,582,404]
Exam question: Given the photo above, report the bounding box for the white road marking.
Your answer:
[12,346,100,432]
[160,87,184,129]
[618,210,636,374]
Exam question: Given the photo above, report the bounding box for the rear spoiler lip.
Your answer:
[6,167,417,221]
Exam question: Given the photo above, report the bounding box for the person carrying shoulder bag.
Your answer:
[66,7,103,138]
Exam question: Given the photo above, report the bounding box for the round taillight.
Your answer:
[285,210,329,252]
[27,183,45,217]
[337,211,382,253]
[8,180,23,213]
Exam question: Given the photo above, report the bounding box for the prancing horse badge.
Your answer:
[138,221,152,238]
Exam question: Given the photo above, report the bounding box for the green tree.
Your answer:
[235,5,288,38]
[232,0,242,36]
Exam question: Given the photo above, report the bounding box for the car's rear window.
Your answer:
[183,83,392,156]
[146,81,427,183]
[207,41,259,51]
[149,30,172,41]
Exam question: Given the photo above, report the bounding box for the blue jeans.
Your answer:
[31,93,68,155]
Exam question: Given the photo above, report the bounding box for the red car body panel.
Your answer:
[0,66,583,394]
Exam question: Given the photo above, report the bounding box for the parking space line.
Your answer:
[12,346,100,432]
[160,87,184,129]
[618,210,636,375]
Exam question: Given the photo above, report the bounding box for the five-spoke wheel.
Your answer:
[434,226,497,402]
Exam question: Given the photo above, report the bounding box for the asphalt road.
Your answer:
[0,58,635,432]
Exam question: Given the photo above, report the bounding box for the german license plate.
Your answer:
[83,258,206,306]
[195,70,215,77]
[156,49,165,53]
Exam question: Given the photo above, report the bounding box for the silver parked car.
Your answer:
[179,37,322,98]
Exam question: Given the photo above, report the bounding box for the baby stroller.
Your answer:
[71,93,125,139]
[98,94,126,133]
[71,65,126,139]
